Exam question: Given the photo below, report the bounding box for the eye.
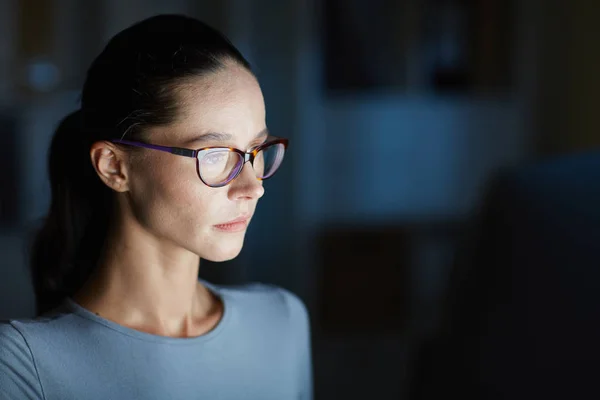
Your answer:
[203,151,228,166]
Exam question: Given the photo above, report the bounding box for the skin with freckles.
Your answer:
[73,62,268,338]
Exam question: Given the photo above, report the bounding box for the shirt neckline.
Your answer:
[63,279,232,345]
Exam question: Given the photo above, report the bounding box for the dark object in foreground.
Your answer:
[409,150,600,400]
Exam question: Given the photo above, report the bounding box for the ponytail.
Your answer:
[30,110,113,315]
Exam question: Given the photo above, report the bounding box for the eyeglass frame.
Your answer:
[110,136,289,188]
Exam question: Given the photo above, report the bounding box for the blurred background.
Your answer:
[1,0,599,399]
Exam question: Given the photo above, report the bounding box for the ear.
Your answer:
[90,141,130,192]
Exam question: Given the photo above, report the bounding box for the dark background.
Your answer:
[1,0,599,398]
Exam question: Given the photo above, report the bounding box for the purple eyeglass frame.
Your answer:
[111,137,288,188]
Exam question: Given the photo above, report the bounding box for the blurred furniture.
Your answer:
[317,225,410,334]
[0,112,19,226]
[323,0,514,94]
[314,221,462,400]
[408,150,600,399]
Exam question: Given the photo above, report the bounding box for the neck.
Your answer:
[74,216,212,337]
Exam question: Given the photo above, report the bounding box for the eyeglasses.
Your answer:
[111,136,288,188]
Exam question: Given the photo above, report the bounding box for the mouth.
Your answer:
[213,214,251,233]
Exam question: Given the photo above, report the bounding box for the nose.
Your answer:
[227,162,265,201]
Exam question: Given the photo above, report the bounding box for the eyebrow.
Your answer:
[184,128,269,146]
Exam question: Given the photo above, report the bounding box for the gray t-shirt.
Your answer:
[0,281,312,400]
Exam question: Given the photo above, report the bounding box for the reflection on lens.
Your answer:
[255,143,285,179]
[199,150,243,186]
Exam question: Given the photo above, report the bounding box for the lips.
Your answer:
[213,214,251,232]
[220,215,250,225]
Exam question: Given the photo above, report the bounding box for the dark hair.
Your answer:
[30,14,251,315]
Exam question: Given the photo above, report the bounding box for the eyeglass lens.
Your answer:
[198,142,285,186]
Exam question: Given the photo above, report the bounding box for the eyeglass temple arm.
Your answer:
[111,139,197,158]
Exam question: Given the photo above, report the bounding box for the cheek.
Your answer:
[128,156,219,231]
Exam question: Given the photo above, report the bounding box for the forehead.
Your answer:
[160,64,266,146]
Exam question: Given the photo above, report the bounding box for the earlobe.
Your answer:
[90,141,129,192]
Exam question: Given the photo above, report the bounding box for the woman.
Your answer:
[0,14,312,400]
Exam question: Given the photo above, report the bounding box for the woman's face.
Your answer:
[123,63,268,261]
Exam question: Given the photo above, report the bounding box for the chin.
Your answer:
[201,236,246,262]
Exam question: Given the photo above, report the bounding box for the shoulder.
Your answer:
[0,311,72,355]
[0,320,31,358]
[0,321,45,397]
[210,281,310,329]
[1,305,81,338]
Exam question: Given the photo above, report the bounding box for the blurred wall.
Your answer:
[562,0,600,151]
[535,0,600,154]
